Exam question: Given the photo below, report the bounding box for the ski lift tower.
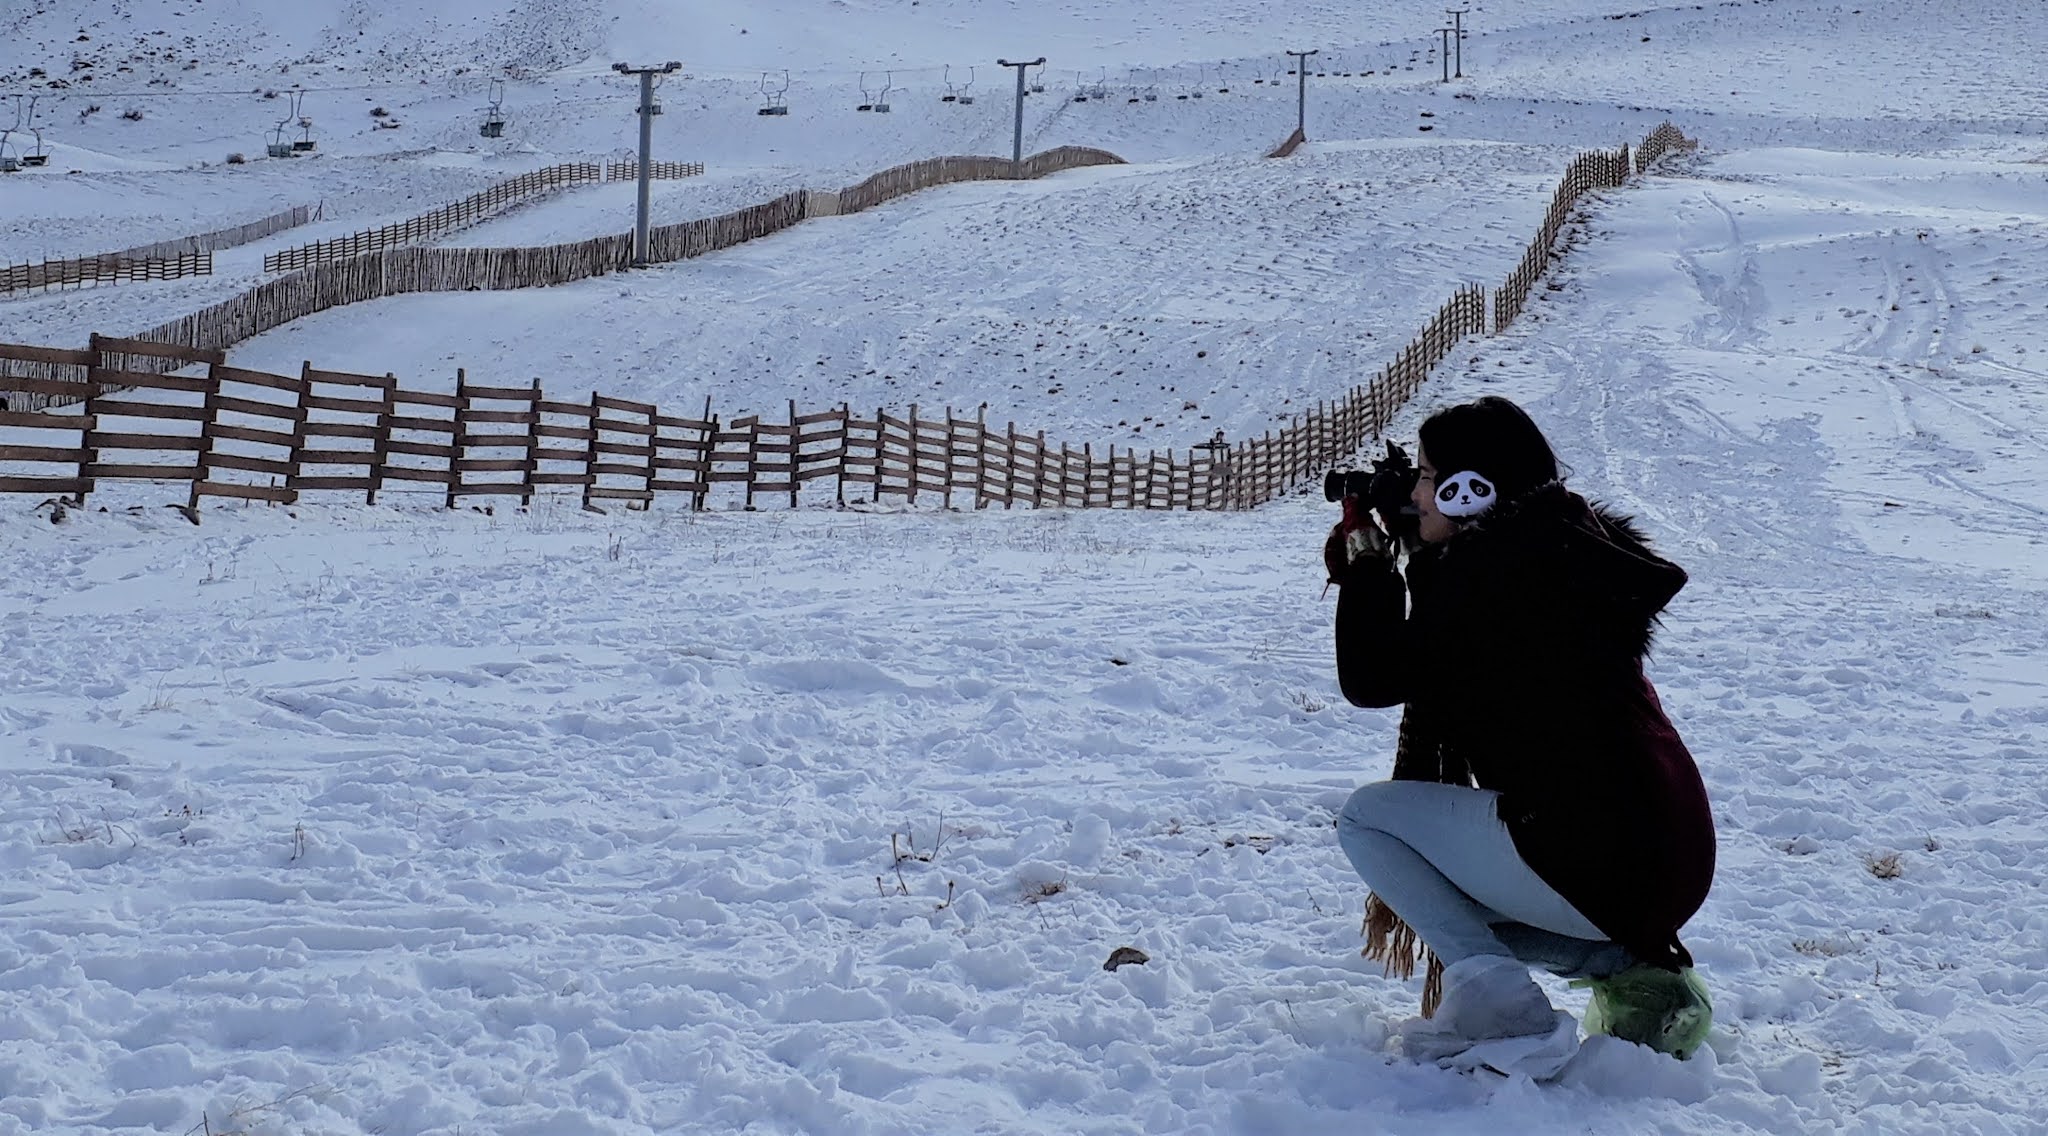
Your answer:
[996,56,1045,170]
[1286,49,1319,137]
[612,60,681,267]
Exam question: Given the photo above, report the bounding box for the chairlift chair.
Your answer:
[480,77,507,136]
[857,71,875,111]
[957,67,976,105]
[941,65,957,103]
[0,133,18,174]
[1029,65,1046,95]
[873,72,893,113]
[267,97,296,158]
[286,90,317,153]
[1216,64,1231,94]
[757,70,790,116]
[17,96,48,166]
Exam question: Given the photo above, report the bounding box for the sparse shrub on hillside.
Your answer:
[119,107,143,121]
[370,105,389,117]
[226,152,246,164]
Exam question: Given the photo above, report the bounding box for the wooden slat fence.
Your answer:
[264,163,603,272]
[292,365,392,500]
[1,128,1693,517]
[35,148,1115,401]
[829,149,1123,215]
[112,204,321,261]
[1491,123,1691,333]
[4,205,316,297]
[604,160,706,181]
[0,340,95,499]
[1,250,212,296]
[1634,123,1695,174]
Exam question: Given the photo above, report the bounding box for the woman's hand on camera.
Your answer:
[1325,514,1393,584]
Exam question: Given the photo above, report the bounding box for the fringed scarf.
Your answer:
[1359,699,1471,1018]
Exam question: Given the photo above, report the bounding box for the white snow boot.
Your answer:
[1398,955,1580,1080]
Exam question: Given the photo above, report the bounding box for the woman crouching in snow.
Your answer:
[1326,395,1715,1068]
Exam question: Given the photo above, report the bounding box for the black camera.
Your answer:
[1325,441,1422,544]
[1323,468,1373,503]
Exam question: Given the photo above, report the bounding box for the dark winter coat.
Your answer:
[1334,481,1714,971]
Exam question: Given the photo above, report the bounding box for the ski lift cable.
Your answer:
[3,52,1312,103]
[0,80,432,99]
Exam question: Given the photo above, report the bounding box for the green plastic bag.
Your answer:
[1572,966,1713,1060]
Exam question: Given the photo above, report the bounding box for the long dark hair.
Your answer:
[1417,396,1563,503]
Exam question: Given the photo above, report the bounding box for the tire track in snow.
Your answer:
[1675,190,1768,351]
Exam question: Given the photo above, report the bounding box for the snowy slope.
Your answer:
[6,145,2045,1129]
[202,140,1576,446]
[5,0,2048,1133]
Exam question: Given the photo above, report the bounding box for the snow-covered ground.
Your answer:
[5,0,2048,1134]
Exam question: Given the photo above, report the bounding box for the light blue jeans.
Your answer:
[1337,780,1634,979]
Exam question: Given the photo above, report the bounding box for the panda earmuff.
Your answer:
[1435,470,1497,519]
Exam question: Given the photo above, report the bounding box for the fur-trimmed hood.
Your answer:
[1410,480,1688,663]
